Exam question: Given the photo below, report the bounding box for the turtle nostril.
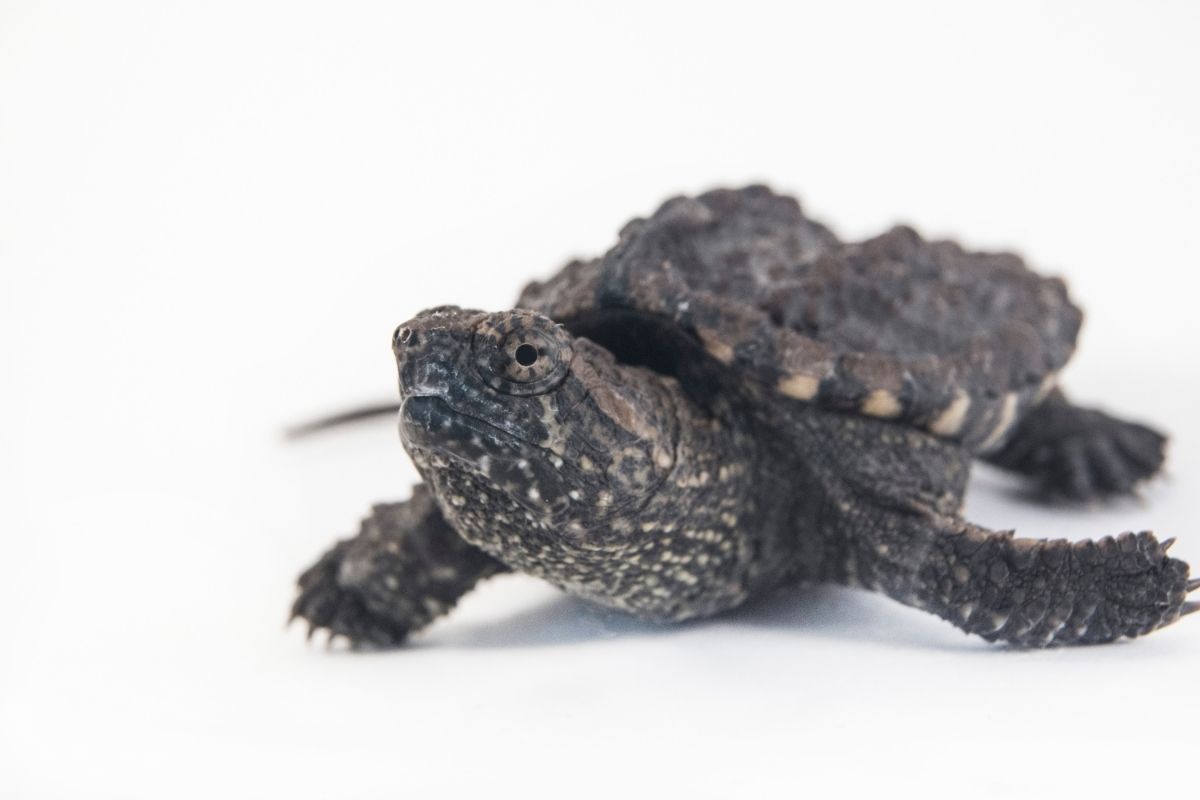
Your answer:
[397,327,413,345]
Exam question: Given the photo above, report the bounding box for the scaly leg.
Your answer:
[843,508,1195,646]
[291,484,509,647]
[984,389,1166,501]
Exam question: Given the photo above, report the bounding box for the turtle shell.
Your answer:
[517,186,1082,452]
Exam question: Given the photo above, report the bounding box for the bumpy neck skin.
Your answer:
[603,386,809,621]
[414,371,798,623]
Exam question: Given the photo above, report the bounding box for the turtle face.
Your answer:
[393,306,678,552]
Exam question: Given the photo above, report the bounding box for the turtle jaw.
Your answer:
[400,395,575,519]
[399,394,523,461]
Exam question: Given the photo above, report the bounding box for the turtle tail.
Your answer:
[284,401,401,439]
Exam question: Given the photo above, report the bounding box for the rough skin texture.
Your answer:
[292,186,1193,649]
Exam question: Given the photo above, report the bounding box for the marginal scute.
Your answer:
[696,328,734,365]
[977,392,1020,452]
[929,390,971,436]
[1034,373,1058,403]
[777,373,820,400]
[861,390,902,419]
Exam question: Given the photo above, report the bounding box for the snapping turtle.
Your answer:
[291,185,1195,647]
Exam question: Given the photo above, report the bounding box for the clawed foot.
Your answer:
[969,531,1195,646]
[1055,531,1195,643]
[290,541,412,648]
[990,405,1166,502]
[290,497,508,649]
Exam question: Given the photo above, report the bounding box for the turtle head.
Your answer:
[393,306,678,549]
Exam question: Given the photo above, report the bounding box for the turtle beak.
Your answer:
[392,306,482,400]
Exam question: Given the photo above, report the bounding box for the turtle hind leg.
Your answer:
[933,527,1192,646]
[848,510,1194,646]
[983,389,1166,502]
[291,485,509,648]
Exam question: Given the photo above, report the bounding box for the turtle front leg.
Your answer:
[291,484,509,647]
[982,389,1166,501]
[842,510,1195,646]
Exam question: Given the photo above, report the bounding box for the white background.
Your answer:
[3,2,1199,797]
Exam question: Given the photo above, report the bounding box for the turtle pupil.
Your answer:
[515,344,538,367]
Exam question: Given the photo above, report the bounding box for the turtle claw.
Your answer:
[1161,537,1176,553]
[291,540,412,649]
[1187,578,1200,593]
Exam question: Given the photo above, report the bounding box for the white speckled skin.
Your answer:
[394,307,791,622]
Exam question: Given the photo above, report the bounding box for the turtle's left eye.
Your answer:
[473,312,573,396]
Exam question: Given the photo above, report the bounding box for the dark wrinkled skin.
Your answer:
[292,187,1193,649]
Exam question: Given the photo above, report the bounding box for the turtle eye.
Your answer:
[515,343,538,367]
[473,312,573,396]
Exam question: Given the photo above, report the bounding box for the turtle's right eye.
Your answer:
[472,312,573,396]
[515,343,538,367]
